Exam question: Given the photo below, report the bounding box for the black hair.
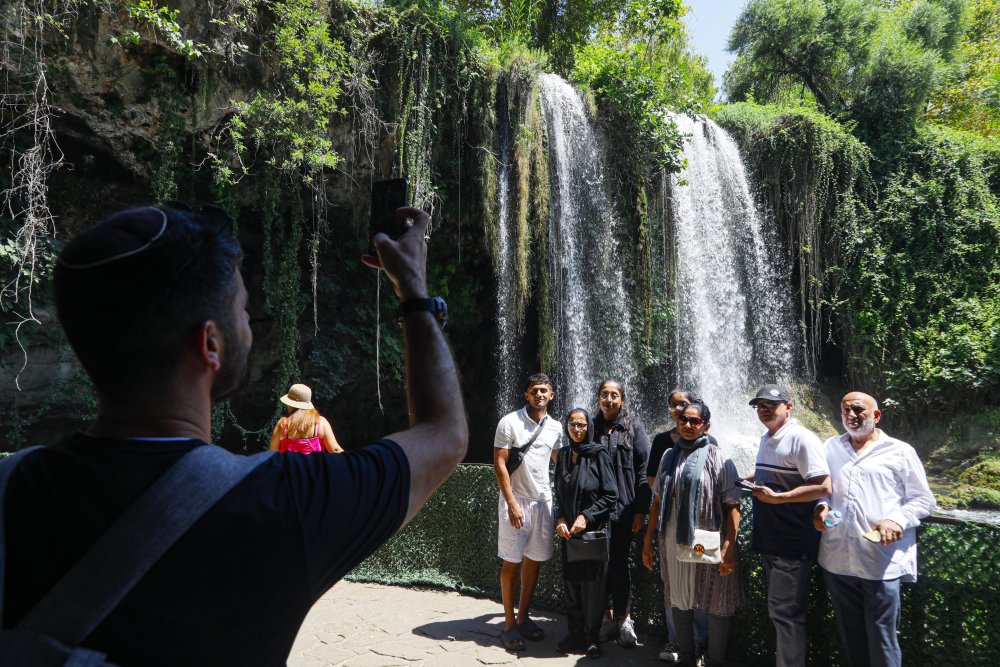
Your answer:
[683,401,712,425]
[596,378,638,448]
[53,204,242,397]
[524,372,553,392]
[668,388,699,405]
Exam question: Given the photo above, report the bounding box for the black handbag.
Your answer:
[564,530,609,562]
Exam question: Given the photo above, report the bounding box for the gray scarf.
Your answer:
[657,436,712,547]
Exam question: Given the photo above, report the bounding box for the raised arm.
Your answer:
[319,417,343,453]
[364,207,469,524]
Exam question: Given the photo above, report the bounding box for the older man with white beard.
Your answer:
[813,392,936,667]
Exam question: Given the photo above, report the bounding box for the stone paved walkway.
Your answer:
[289,581,664,666]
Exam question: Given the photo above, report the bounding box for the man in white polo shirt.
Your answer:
[747,384,831,667]
[814,392,935,667]
[493,373,564,652]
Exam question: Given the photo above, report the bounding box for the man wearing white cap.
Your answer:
[746,384,830,667]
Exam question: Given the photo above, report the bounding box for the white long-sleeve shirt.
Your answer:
[817,431,936,582]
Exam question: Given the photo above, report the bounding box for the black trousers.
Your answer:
[563,556,607,644]
[604,520,636,617]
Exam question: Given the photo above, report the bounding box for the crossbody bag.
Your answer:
[505,416,548,476]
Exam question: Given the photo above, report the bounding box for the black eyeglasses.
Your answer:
[754,400,783,411]
[677,415,705,427]
[568,422,588,430]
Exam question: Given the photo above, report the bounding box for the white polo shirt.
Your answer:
[818,431,936,582]
[494,407,563,502]
[752,418,829,558]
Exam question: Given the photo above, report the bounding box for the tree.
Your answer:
[725,0,970,149]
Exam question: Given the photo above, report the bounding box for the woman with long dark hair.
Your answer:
[642,401,743,667]
[592,379,650,647]
[553,408,618,658]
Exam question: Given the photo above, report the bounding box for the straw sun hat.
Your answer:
[279,383,315,410]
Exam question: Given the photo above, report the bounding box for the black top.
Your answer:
[554,446,618,529]
[592,412,651,523]
[648,429,677,482]
[2,433,410,666]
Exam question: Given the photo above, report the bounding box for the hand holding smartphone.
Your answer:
[369,178,409,257]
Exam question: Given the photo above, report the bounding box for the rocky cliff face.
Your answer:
[1,2,497,453]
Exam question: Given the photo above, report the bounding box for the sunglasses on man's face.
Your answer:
[677,415,705,427]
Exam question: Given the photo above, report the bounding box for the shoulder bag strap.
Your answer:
[0,446,44,627]
[10,445,275,645]
[515,416,548,456]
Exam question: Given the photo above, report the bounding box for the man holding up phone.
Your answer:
[814,392,935,667]
[1,202,466,665]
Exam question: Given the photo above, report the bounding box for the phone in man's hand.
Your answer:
[369,178,409,253]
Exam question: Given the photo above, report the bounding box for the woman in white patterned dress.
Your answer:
[642,401,744,667]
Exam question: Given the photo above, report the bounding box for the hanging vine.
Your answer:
[0,2,69,387]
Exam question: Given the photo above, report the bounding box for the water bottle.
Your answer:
[824,510,843,528]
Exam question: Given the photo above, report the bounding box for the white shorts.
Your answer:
[497,495,554,563]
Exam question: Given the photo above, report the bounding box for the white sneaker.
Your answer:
[658,642,680,662]
[598,617,617,642]
[617,616,637,648]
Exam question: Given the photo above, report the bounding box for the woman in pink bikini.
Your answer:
[268,383,344,454]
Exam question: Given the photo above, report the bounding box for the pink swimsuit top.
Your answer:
[278,419,323,454]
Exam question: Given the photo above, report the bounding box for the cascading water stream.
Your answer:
[493,83,520,417]
[665,115,798,470]
[539,74,639,414]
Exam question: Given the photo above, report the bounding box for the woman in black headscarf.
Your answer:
[554,408,618,658]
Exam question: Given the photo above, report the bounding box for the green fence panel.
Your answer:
[347,464,999,665]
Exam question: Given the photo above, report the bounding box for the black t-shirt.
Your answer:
[648,430,676,482]
[2,433,410,666]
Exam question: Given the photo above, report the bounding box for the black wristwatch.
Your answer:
[399,296,447,327]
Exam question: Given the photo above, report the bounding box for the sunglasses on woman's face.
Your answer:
[677,415,705,427]
[669,401,689,410]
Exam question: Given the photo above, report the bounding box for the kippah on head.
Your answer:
[58,207,168,270]
[53,203,243,398]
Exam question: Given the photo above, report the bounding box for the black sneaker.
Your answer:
[586,643,602,659]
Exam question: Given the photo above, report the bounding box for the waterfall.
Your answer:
[665,115,798,469]
[539,74,639,414]
[493,82,519,417]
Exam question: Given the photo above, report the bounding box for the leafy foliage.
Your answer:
[725,0,970,150]
[718,103,1000,413]
[926,0,1000,136]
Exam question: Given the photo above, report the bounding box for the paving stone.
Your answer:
[291,581,663,666]
[339,652,408,667]
[475,645,518,664]
[367,640,436,662]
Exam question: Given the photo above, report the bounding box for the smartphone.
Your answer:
[369,178,409,250]
[862,529,881,543]
[734,479,758,492]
